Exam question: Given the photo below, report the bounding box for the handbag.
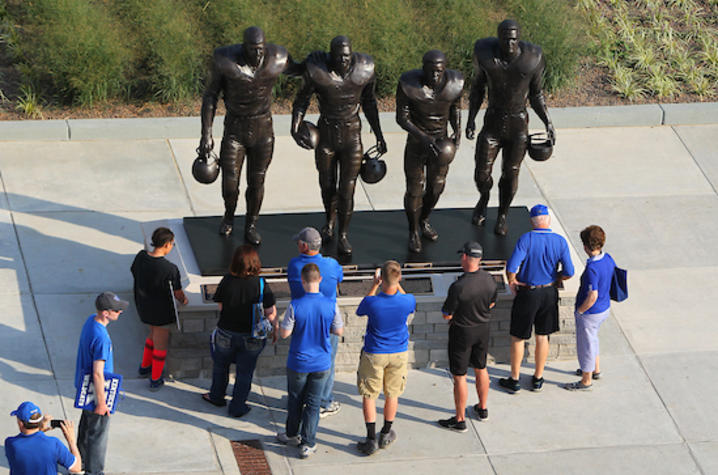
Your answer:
[251,278,272,339]
[609,266,628,302]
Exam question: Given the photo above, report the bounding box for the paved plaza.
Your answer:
[0,103,717,474]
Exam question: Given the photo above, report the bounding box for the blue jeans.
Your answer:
[285,368,330,447]
[210,327,266,417]
[78,410,110,475]
[320,333,339,408]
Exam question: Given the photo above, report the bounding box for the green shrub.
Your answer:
[15,0,133,105]
[115,1,207,102]
[6,0,588,106]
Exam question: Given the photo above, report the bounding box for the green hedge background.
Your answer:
[5,0,583,106]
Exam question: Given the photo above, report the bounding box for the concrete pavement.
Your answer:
[0,103,717,474]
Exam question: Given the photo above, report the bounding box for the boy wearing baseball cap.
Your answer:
[74,291,128,474]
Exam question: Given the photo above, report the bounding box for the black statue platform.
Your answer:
[183,206,530,276]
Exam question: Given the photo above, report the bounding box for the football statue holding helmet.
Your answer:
[198,26,304,245]
[466,19,556,236]
[291,35,387,256]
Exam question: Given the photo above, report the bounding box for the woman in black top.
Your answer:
[203,245,277,417]
[131,227,188,391]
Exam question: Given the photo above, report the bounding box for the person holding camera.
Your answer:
[5,401,82,474]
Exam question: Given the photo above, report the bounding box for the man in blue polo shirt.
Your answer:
[500,204,574,393]
[288,226,344,418]
[276,263,344,459]
[355,260,416,455]
[5,401,82,474]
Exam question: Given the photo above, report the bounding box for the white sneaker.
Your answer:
[299,443,317,458]
[276,432,301,446]
[319,401,341,418]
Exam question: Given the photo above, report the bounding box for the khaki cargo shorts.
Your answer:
[357,350,408,399]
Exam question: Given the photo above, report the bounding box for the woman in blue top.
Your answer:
[565,225,615,391]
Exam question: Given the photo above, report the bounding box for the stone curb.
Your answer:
[0,102,715,141]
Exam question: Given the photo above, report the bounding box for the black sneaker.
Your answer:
[357,438,378,455]
[499,377,520,393]
[472,404,488,421]
[378,429,396,448]
[149,377,164,392]
[138,366,151,378]
[437,416,467,433]
[532,376,544,392]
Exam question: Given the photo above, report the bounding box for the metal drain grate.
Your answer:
[230,439,272,474]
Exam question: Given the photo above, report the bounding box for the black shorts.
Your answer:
[448,323,489,375]
[510,286,559,339]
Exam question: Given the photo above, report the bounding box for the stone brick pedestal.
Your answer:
[165,286,577,379]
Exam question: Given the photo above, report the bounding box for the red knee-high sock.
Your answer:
[141,338,154,369]
[152,349,167,380]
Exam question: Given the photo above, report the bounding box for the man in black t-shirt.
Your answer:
[438,241,497,432]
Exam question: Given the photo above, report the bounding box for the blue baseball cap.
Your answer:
[530,204,549,217]
[10,401,43,424]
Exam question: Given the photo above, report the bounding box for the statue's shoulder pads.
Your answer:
[441,69,464,100]
[474,37,498,65]
[519,41,543,70]
[212,44,241,69]
[305,51,331,85]
[350,53,375,85]
[398,69,424,100]
[263,44,289,75]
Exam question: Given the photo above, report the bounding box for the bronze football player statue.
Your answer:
[397,50,463,253]
[199,26,303,245]
[466,19,556,236]
[291,35,387,255]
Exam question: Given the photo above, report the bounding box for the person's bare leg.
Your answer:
[534,334,549,379]
[581,371,592,386]
[594,354,600,374]
[453,374,468,421]
[475,368,489,409]
[362,397,376,423]
[383,397,398,422]
[510,336,524,380]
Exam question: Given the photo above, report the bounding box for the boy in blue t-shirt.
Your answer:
[287,226,344,417]
[276,263,344,459]
[74,291,127,475]
[355,260,416,455]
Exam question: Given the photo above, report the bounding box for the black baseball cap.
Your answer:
[458,241,483,258]
[95,291,129,312]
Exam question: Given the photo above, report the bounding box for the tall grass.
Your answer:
[15,0,133,106]
[6,0,586,106]
[115,1,207,103]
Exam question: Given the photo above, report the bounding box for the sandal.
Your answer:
[575,368,601,380]
[563,381,592,391]
[202,392,226,407]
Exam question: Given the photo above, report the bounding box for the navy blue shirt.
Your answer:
[287,253,343,301]
[5,431,76,475]
[576,252,615,314]
[507,228,574,286]
[281,293,343,373]
[357,292,416,354]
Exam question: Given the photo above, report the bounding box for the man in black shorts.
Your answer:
[499,204,574,393]
[438,241,497,431]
